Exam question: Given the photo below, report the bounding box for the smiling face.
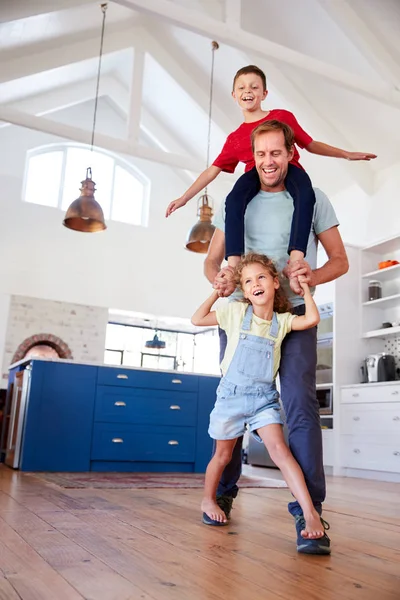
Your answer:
[253,130,294,192]
[241,263,280,308]
[232,73,267,113]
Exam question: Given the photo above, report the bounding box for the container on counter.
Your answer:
[368,280,382,301]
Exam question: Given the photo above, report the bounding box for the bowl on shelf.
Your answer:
[378,260,399,269]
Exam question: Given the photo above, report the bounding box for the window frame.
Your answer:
[23,143,150,227]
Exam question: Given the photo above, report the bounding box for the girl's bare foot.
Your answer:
[301,511,325,539]
[201,499,227,523]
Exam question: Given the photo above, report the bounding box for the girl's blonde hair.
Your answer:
[234,253,291,313]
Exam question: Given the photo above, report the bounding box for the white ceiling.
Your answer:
[0,0,399,327]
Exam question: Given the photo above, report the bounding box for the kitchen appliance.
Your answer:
[316,303,333,385]
[365,353,396,383]
[316,385,333,415]
[5,367,31,469]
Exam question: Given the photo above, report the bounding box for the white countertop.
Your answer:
[341,380,400,389]
[8,357,220,379]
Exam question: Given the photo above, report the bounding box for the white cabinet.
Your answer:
[340,383,400,476]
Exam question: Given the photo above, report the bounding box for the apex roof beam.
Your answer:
[112,0,400,109]
[224,0,241,26]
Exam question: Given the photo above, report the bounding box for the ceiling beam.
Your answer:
[224,0,241,26]
[112,0,400,109]
[317,0,400,88]
[0,22,139,86]
[263,61,374,194]
[0,105,205,172]
[127,47,145,143]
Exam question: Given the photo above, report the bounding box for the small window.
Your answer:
[23,145,149,226]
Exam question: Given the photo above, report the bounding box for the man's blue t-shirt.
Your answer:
[213,188,339,306]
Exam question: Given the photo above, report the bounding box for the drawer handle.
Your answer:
[352,393,359,398]
[394,451,400,456]
[353,416,360,421]
[353,449,360,454]
[172,379,182,384]
[168,440,179,446]
[392,391,399,395]
[112,438,124,443]
[393,416,400,421]
[169,405,181,410]
[117,374,128,379]
[114,401,126,407]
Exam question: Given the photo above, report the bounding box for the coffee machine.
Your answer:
[362,353,396,383]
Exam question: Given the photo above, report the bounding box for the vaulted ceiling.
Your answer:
[0,0,399,197]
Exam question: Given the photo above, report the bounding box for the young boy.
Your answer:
[191,253,330,548]
[166,65,376,288]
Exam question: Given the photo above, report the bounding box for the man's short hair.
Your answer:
[251,120,295,154]
[233,65,267,91]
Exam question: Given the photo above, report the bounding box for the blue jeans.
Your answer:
[216,305,325,516]
[224,164,316,259]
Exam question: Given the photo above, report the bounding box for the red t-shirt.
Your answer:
[213,109,313,173]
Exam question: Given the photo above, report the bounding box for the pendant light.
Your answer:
[185,41,219,253]
[63,4,108,233]
[145,330,166,350]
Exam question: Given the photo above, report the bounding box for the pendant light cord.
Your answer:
[204,41,219,194]
[91,3,108,152]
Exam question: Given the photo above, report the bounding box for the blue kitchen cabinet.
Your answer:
[4,360,220,473]
[19,361,97,471]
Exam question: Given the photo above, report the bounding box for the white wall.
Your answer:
[0,99,220,325]
[1,295,108,385]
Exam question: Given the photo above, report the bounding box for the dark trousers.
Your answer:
[216,305,325,516]
[224,164,316,259]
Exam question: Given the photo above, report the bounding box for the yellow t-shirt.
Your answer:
[216,302,296,378]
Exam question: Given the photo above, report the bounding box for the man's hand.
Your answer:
[345,151,377,161]
[284,259,317,289]
[214,266,236,297]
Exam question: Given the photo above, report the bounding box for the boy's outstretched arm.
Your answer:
[306,140,377,161]
[166,165,222,217]
[191,290,220,327]
[291,278,320,331]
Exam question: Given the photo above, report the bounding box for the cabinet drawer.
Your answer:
[341,403,400,434]
[95,386,197,426]
[341,435,400,473]
[98,367,198,392]
[341,385,400,404]
[91,423,196,463]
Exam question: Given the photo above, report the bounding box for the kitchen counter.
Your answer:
[341,381,400,389]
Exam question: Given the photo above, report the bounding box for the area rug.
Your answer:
[25,471,288,490]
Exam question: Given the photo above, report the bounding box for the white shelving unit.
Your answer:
[333,235,400,482]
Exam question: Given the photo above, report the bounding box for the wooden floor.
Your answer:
[0,465,399,600]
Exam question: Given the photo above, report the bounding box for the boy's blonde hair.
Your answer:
[234,253,291,314]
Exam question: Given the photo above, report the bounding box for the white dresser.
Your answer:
[340,381,400,480]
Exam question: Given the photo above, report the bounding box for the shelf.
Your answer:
[362,263,400,279]
[362,293,400,309]
[362,234,400,255]
[363,325,400,339]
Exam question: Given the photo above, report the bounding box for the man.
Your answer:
[204,120,349,555]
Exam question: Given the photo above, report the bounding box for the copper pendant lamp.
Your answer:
[185,41,219,253]
[63,3,108,233]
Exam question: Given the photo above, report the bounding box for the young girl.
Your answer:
[191,253,325,540]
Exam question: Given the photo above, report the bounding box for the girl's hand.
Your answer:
[298,275,310,293]
[165,197,187,217]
